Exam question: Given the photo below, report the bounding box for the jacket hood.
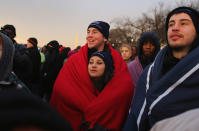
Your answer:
[138,31,160,57]
[0,32,15,81]
[137,32,160,68]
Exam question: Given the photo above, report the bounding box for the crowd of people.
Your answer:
[0,6,199,131]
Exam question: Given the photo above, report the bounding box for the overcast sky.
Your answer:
[0,0,183,49]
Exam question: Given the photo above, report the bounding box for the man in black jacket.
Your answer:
[25,37,42,97]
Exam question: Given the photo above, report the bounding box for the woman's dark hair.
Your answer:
[103,64,114,86]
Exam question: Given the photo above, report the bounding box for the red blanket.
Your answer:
[50,44,134,130]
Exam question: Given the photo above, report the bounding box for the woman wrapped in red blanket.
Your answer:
[50,21,134,130]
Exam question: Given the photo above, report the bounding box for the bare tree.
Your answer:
[109,18,138,49]
[151,2,170,44]
[109,0,199,49]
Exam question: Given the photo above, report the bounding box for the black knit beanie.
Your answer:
[90,51,114,73]
[28,37,38,46]
[88,21,110,39]
[0,32,15,81]
[47,40,59,49]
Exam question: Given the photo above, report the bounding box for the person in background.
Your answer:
[123,6,199,131]
[40,50,45,65]
[131,45,137,60]
[50,21,134,130]
[0,31,25,90]
[39,45,47,71]
[1,24,16,44]
[74,45,81,52]
[128,31,160,87]
[0,24,26,52]
[41,40,63,101]
[67,49,77,57]
[40,45,47,55]
[119,44,133,64]
[0,32,14,82]
[0,28,30,92]
[0,24,33,87]
[59,47,71,65]
[25,37,42,97]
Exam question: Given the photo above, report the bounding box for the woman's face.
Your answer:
[86,27,106,51]
[88,56,105,78]
[120,46,132,61]
[26,41,34,48]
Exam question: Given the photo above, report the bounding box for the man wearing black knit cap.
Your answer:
[86,21,110,60]
[87,21,110,40]
[124,6,199,131]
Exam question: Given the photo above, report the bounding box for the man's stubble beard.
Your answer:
[170,45,186,52]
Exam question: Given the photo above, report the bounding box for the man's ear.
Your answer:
[103,37,108,43]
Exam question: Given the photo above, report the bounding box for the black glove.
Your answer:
[80,119,109,131]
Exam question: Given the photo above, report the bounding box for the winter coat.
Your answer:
[41,46,63,100]
[123,45,199,131]
[26,46,41,83]
[23,46,42,97]
[127,32,160,87]
[0,30,30,93]
[128,56,143,87]
[137,32,160,69]
[13,44,33,85]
